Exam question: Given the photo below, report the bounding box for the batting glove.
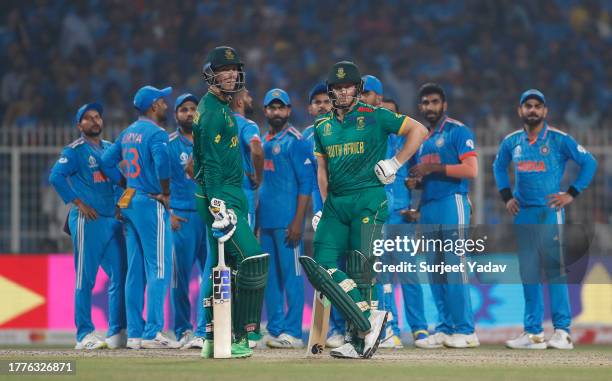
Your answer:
[209,198,237,242]
[374,156,401,185]
[312,210,322,232]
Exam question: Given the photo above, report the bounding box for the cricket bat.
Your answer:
[213,239,232,358]
[306,291,331,356]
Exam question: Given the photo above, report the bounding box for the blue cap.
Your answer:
[75,102,103,125]
[519,89,546,105]
[174,93,199,111]
[263,88,291,107]
[133,85,172,112]
[308,82,327,103]
[362,75,383,95]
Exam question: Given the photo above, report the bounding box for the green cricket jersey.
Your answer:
[192,91,243,200]
[313,101,409,195]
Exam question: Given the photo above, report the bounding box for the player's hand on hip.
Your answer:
[312,210,322,232]
[410,163,443,178]
[171,214,188,231]
[149,193,170,210]
[505,198,520,216]
[209,198,237,242]
[404,176,420,189]
[546,192,573,210]
[286,219,302,247]
[375,157,401,185]
[74,199,98,220]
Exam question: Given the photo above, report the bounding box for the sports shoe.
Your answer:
[177,330,194,347]
[141,332,181,349]
[200,338,254,359]
[325,333,344,348]
[415,332,449,349]
[75,333,107,350]
[443,333,480,348]
[105,330,127,349]
[547,329,574,350]
[329,342,361,359]
[379,334,403,349]
[248,331,263,349]
[362,310,388,359]
[413,330,429,341]
[262,333,279,346]
[181,336,205,350]
[505,332,546,349]
[126,338,142,349]
[267,333,304,349]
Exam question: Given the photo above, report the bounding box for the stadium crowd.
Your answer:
[1,0,610,131]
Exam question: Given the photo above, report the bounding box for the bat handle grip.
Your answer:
[217,239,226,268]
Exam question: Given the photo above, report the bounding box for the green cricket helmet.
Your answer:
[202,46,246,93]
[326,61,364,109]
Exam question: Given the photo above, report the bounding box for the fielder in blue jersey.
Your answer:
[49,103,127,350]
[259,89,313,349]
[230,89,264,230]
[303,82,346,348]
[408,83,479,349]
[493,89,597,350]
[101,85,179,349]
[379,97,429,348]
[167,93,209,349]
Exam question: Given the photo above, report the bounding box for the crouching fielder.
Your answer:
[302,61,428,359]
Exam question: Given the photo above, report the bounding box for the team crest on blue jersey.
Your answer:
[513,145,522,158]
[273,144,281,155]
[435,137,445,148]
[539,144,550,156]
[88,155,97,168]
[180,152,189,164]
[59,157,68,164]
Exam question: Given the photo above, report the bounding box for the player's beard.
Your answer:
[522,114,543,127]
[268,116,288,131]
[83,125,102,137]
[179,119,193,134]
[424,110,443,125]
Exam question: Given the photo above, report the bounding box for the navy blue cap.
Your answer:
[133,85,172,112]
[174,93,199,111]
[308,82,327,103]
[263,88,291,106]
[362,75,383,95]
[519,89,546,105]
[75,103,103,125]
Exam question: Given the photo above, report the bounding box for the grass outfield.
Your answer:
[0,346,611,381]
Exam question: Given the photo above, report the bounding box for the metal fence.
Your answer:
[1,126,610,253]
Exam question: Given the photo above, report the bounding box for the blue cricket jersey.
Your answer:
[49,137,117,217]
[233,112,262,190]
[417,115,477,204]
[101,117,170,195]
[493,123,597,207]
[168,130,196,210]
[302,124,323,213]
[385,134,414,213]
[258,126,314,229]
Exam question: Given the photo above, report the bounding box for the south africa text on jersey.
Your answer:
[325,141,365,158]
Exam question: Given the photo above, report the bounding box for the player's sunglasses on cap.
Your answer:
[174,93,199,111]
[519,89,546,105]
[75,102,103,125]
[264,88,291,107]
[362,75,383,95]
[133,85,173,112]
[308,82,327,103]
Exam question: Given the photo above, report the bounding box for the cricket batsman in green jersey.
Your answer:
[192,46,269,359]
[300,61,428,359]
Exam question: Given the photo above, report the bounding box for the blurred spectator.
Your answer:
[565,95,602,129]
[0,0,608,130]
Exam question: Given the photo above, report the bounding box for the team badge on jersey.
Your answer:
[215,134,221,143]
[323,123,332,136]
[272,144,281,155]
[361,217,370,224]
[513,145,522,158]
[466,139,475,149]
[88,155,97,168]
[356,116,365,130]
[539,145,550,156]
[59,157,68,164]
[435,137,445,148]
[180,152,189,164]
[577,145,586,154]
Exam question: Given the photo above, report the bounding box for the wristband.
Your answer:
[500,188,513,203]
[567,186,579,198]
